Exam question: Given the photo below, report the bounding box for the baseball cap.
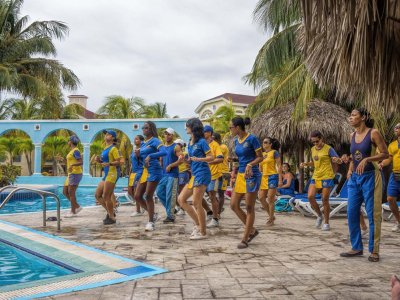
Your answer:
[103,129,117,139]
[165,128,175,135]
[204,125,213,133]
[69,135,80,145]
[174,139,185,146]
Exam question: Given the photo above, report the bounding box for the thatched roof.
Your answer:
[249,100,353,147]
[299,1,400,115]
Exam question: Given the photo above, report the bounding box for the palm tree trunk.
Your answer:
[25,152,32,175]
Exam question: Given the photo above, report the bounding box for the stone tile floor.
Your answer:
[1,201,398,299]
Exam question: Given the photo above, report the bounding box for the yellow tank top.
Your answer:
[311,144,336,180]
[220,144,229,174]
[260,150,278,176]
[388,140,400,173]
[66,147,82,175]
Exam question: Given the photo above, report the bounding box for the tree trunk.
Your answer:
[25,152,32,175]
[298,144,305,193]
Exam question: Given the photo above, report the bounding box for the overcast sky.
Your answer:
[23,0,266,117]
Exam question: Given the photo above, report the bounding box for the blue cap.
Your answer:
[103,130,117,139]
[204,125,213,133]
[69,135,80,145]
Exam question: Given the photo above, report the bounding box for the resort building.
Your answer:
[194,93,256,121]
[67,95,97,119]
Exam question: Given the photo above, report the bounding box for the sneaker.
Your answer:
[103,217,116,225]
[392,222,400,232]
[189,232,207,240]
[145,222,155,231]
[190,226,199,237]
[207,219,219,228]
[153,213,160,223]
[131,211,144,217]
[75,207,82,215]
[176,209,185,216]
[315,216,323,228]
[163,217,175,224]
[64,212,76,218]
[321,224,330,231]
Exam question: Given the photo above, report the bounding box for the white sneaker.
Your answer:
[131,211,144,217]
[145,222,155,231]
[190,226,199,237]
[64,212,76,218]
[321,223,330,231]
[75,207,82,215]
[315,216,323,228]
[207,219,219,228]
[189,232,207,240]
[176,209,185,216]
[392,222,400,232]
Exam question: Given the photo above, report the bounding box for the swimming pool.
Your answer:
[0,239,78,287]
[0,186,128,215]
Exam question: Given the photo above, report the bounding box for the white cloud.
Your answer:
[22,0,267,117]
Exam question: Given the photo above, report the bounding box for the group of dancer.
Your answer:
[61,108,400,260]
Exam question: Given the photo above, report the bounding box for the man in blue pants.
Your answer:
[155,128,184,223]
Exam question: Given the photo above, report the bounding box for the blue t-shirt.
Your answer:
[234,134,261,175]
[188,138,211,178]
[140,137,163,174]
[161,143,179,178]
[130,142,144,174]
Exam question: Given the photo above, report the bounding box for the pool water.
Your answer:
[0,241,75,287]
[0,186,128,215]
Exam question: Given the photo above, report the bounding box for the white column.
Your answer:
[33,143,42,176]
[82,143,91,176]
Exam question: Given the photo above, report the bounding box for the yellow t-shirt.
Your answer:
[388,140,400,173]
[66,147,82,175]
[260,150,279,176]
[220,144,229,174]
[311,144,337,180]
[209,140,223,180]
[179,151,189,173]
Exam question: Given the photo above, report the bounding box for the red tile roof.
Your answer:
[82,107,97,119]
[205,93,256,105]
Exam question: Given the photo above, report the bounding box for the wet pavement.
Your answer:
[1,200,398,299]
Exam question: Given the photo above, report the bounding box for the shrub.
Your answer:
[0,164,21,187]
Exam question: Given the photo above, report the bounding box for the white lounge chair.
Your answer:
[382,201,400,221]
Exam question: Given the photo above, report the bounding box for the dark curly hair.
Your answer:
[144,121,158,138]
[186,118,204,143]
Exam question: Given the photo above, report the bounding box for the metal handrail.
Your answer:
[0,185,61,230]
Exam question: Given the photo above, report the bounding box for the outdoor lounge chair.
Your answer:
[382,201,400,221]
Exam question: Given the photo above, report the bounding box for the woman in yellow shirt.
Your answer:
[300,131,342,231]
[259,137,282,226]
[63,135,83,218]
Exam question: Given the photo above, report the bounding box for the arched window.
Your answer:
[200,109,213,120]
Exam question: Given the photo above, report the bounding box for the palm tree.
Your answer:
[0,136,22,165]
[90,140,104,177]
[42,136,69,175]
[0,99,12,119]
[17,137,33,174]
[245,0,322,120]
[8,98,40,119]
[144,102,169,118]
[97,95,145,119]
[207,101,236,135]
[0,0,80,99]
[61,103,85,119]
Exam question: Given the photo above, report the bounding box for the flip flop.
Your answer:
[368,254,379,262]
[237,241,248,249]
[247,229,259,243]
[340,250,363,257]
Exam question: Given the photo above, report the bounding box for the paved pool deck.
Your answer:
[0,201,398,300]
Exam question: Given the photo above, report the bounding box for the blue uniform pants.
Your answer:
[156,176,178,219]
[347,170,383,254]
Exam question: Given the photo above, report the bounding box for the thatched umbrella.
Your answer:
[299,1,400,115]
[249,99,353,191]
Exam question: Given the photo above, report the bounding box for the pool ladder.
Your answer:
[0,186,61,230]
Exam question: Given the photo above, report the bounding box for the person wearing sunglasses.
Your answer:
[259,137,282,226]
[300,130,342,231]
[229,117,263,249]
[134,121,163,231]
[340,108,388,262]
[378,123,400,232]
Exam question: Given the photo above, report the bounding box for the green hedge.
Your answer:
[0,164,21,187]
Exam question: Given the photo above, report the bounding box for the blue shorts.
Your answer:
[64,174,82,186]
[387,173,400,198]
[207,178,220,193]
[234,173,261,194]
[188,174,211,189]
[179,171,190,186]
[261,174,279,190]
[310,178,334,189]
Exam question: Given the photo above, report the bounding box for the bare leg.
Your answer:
[217,189,225,214]
[145,181,159,222]
[68,185,79,213]
[63,186,71,211]
[230,192,246,225]
[134,182,148,212]
[258,189,270,219]
[243,192,257,242]
[321,187,331,224]
[193,185,207,235]
[308,184,322,216]
[360,212,367,231]
[95,181,106,209]
[267,188,277,224]
[208,191,219,219]
[388,196,400,223]
[103,182,116,221]
[178,185,197,223]
[202,198,212,214]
